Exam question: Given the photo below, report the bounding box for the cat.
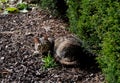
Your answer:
[34,35,84,65]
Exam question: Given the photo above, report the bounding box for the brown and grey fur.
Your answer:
[54,35,83,65]
[34,35,84,65]
[34,36,54,55]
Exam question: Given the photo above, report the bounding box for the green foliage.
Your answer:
[40,0,56,10]
[65,0,80,33]
[0,4,2,10]
[42,53,57,69]
[39,0,57,15]
[16,2,31,13]
[39,0,67,19]
[0,0,33,14]
[0,0,8,11]
[5,7,19,13]
[0,0,8,3]
[97,1,120,82]
[98,32,120,83]
[17,2,28,10]
[65,0,120,82]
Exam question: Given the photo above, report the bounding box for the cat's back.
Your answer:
[54,35,83,65]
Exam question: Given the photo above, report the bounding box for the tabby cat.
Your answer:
[34,35,83,65]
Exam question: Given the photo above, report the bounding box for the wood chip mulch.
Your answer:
[0,9,104,83]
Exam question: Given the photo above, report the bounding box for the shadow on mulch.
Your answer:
[57,53,100,73]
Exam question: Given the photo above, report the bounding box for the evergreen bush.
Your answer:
[66,0,102,52]
[65,0,80,33]
[98,32,120,83]
[39,0,57,13]
[97,1,120,82]
[39,0,67,19]
[30,0,120,82]
[65,0,120,82]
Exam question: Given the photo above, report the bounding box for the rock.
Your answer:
[1,57,4,60]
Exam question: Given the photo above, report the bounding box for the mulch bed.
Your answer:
[0,9,104,83]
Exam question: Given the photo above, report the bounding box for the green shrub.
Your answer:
[98,32,120,83]
[66,0,102,52]
[65,0,120,82]
[39,0,57,15]
[17,2,28,10]
[39,0,67,19]
[65,0,80,33]
[97,1,120,82]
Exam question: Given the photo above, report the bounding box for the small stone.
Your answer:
[44,26,51,32]
[36,71,40,75]
[34,51,39,54]
[5,45,8,48]
[24,55,28,59]
[25,32,34,36]
[54,74,59,78]
[90,73,94,77]
[1,57,5,60]
[0,41,3,44]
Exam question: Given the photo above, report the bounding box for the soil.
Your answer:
[0,9,104,83]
